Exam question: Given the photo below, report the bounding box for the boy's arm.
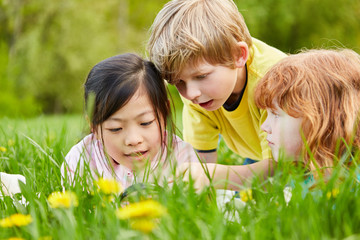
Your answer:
[176,159,275,190]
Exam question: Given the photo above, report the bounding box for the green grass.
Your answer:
[1,115,360,239]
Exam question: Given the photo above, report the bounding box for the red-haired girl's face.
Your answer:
[261,103,303,162]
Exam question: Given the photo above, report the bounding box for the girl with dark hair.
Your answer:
[62,53,199,188]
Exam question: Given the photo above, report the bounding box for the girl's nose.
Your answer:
[261,116,271,134]
[125,129,143,146]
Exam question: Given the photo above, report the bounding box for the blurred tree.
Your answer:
[237,0,360,53]
[0,0,359,117]
[0,0,167,116]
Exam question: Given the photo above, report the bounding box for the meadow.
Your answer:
[2,0,360,238]
[1,115,360,240]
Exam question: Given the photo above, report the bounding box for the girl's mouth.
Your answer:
[125,151,149,158]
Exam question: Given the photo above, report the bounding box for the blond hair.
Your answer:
[147,0,252,84]
[255,49,360,175]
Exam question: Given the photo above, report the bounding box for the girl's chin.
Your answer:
[127,158,153,169]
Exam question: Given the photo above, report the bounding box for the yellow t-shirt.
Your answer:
[182,38,287,161]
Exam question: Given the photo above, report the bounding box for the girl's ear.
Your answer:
[92,126,100,140]
[234,41,249,68]
[87,116,100,139]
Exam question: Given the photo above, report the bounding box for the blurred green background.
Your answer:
[1,0,360,118]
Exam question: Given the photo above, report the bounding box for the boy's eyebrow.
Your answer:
[180,66,209,78]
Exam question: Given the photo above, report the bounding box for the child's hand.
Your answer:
[174,162,219,190]
[0,172,26,196]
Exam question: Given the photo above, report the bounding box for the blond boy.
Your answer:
[147,0,286,188]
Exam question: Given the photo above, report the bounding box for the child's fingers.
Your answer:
[176,162,192,177]
[167,162,191,185]
[170,162,210,191]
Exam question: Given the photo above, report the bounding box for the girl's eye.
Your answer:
[108,128,122,132]
[273,113,280,118]
[141,120,154,126]
[270,111,279,118]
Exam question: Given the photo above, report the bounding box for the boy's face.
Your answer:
[175,60,244,111]
[261,103,303,161]
[95,88,163,170]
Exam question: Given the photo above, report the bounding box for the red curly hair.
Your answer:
[255,49,360,175]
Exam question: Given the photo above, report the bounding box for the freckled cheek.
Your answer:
[282,135,303,158]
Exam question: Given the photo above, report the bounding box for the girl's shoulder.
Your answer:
[65,133,100,163]
[170,134,199,163]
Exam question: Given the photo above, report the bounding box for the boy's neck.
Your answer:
[225,65,247,106]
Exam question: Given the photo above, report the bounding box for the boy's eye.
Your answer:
[175,80,186,92]
[141,120,154,126]
[108,128,122,132]
[175,80,185,87]
[196,74,207,79]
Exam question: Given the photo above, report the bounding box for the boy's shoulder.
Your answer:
[247,38,287,81]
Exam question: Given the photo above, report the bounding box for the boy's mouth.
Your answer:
[199,100,213,109]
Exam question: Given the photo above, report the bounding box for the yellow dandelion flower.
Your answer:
[0,146,7,152]
[95,178,124,195]
[0,217,13,227]
[48,191,78,208]
[8,237,25,240]
[8,139,15,147]
[326,188,340,199]
[130,218,157,233]
[239,189,253,202]
[0,213,33,228]
[115,199,167,220]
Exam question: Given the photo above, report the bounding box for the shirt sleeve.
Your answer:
[182,99,220,151]
[61,136,93,185]
[61,143,84,185]
[172,135,201,164]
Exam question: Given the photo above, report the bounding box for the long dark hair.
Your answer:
[84,53,174,153]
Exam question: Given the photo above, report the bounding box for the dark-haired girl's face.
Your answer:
[95,88,164,170]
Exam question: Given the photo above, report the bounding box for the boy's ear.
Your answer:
[234,41,249,68]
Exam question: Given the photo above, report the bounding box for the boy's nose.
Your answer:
[185,81,201,101]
